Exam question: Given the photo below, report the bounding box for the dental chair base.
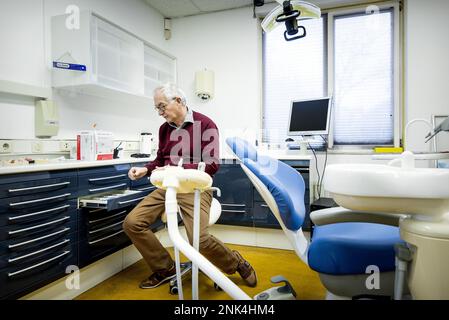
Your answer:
[401,220,449,299]
[254,276,297,300]
[319,272,396,299]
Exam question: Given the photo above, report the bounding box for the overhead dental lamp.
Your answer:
[261,0,321,41]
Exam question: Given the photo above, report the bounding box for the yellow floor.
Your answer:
[75,244,326,300]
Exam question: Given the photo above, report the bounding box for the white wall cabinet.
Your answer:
[144,45,176,97]
[51,11,175,103]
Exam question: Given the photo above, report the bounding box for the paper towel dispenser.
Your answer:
[35,100,59,137]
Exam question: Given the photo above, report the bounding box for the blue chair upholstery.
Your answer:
[226,137,258,162]
[245,157,305,231]
[226,137,402,284]
[308,222,400,275]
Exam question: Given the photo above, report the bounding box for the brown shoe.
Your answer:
[140,264,176,289]
[233,250,257,287]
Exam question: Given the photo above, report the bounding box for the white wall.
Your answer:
[404,0,449,152]
[0,0,167,141]
[1,0,448,156]
[167,7,262,148]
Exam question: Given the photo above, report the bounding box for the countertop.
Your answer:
[0,157,153,175]
[0,150,314,175]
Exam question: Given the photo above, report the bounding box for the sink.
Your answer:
[325,151,449,299]
[325,152,449,219]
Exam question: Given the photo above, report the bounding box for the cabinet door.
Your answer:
[213,163,253,227]
[144,45,176,97]
[91,15,144,95]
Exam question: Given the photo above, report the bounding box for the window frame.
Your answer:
[260,1,403,149]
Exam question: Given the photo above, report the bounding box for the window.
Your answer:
[263,4,400,147]
[333,10,394,145]
[263,17,326,145]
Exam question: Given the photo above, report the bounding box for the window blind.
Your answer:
[333,10,394,145]
[262,18,326,145]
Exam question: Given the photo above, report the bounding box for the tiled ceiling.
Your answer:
[143,0,275,18]
[144,0,372,18]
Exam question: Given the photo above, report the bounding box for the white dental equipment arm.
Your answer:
[151,166,251,300]
[425,116,449,143]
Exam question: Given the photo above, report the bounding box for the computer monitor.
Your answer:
[287,97,332,136]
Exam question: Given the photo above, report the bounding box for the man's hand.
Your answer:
[128,167,148,180]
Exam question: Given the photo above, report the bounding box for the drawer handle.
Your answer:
[136,186,156,191]
[8,205,71,221]
[89,220,125,234]
[8,181,71,193]
[261,204,269,208]
[89,210,127,224]
[221,203,245,207]
[88,230,125,245]
[8,251,70,277]
[8,216,70,235]
[8,239,70,263]
[222,209,246,213]
[88,174,127,182]
[88,183,127,192]
[8,227,71,249]
[9,193,71,207]
[118,196,146,205]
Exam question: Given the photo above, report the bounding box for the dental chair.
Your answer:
[226,137,405,299]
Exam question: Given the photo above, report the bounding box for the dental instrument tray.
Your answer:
[79,189,147,211]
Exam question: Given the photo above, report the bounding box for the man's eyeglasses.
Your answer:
[154,104,167,113]
[154,98,177,113]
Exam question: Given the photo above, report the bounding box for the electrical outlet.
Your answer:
[32,141,44,153]
[0,140,13,153]
[59,141,71,152]
[124,141,138,151]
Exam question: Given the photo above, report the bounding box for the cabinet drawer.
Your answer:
[0,240,76,299]
[0,199,77,228]
[0,192,73,215]
[0,172,77,200]
[78,164,131,196]
[216,205,253,227]
[0,223,74,257]
[0,212,76,244]
[0,231,76,270]
[79,206,130,234]
[78,226,130,268]
[212,164,253,206]
[79,189,150,211]
[253,202,281,229]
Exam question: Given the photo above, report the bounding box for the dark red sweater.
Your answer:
[145,111,220,177]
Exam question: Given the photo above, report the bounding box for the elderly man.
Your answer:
[123,83,257,289]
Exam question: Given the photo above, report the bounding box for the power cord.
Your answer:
[318,135,329,200]
[307,136,328,200]
[307,141,320,200]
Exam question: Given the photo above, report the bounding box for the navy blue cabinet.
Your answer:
[213,160,311,230]
[78,164,131,196]
[0,171,78,299]
[213,161,254,227]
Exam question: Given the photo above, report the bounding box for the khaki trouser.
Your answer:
[123,189,240,274]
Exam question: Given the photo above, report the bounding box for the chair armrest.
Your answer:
[310,207,406,227]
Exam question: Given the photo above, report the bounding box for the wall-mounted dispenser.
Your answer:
[35,100,59,138]
[195,69,214,101]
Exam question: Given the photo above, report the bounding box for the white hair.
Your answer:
[154,83,187,106]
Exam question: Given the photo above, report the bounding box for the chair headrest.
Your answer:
[225,137,258,161]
